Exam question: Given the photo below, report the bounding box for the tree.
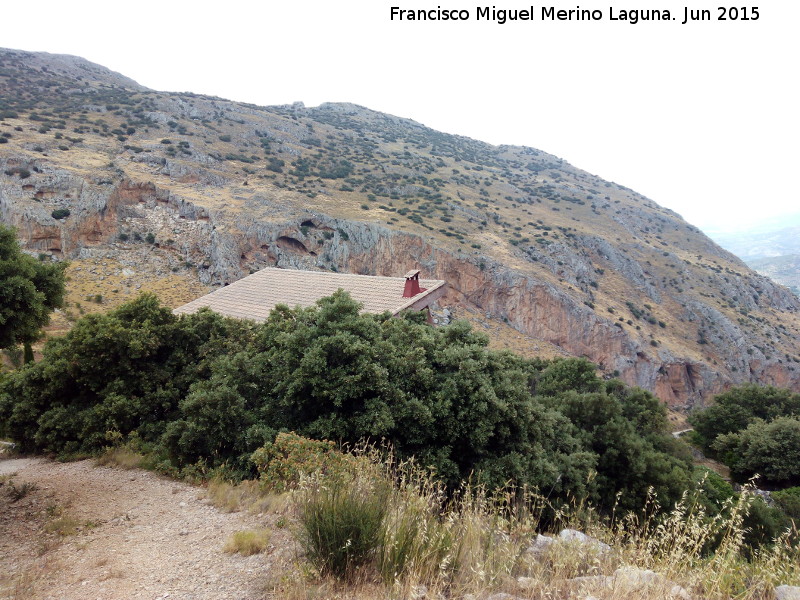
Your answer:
[688,384,800,451]
[0,224,66,355]
[0,294,253,453]
[712,416,800,485]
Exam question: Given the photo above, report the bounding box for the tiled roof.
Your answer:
[173,267,447,322]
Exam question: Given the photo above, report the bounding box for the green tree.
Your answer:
[0,295,253,454]
[712,416,800,486]
[0,224,66,356]
[163,292,593,489]
[538,385,691,512]
[1,290,693,514]
[688,384,800,451]
[772,486,800,521]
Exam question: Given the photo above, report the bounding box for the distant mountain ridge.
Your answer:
[2,47,800,408]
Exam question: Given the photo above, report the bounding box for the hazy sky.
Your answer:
[3,1,797,235]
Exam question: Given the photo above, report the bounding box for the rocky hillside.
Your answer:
[2,47,799,409]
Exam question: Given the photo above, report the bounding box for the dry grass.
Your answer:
[269,450,800,600]
[95,445,144,470]
[43,515,83,536]
[206,477,291,515]
[44,256,211,338]
[223,529,272,556]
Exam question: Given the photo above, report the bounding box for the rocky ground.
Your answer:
[0,455,293,600]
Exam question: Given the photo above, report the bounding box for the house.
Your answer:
[173,267,447,322]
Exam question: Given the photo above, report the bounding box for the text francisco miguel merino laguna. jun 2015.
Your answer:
[389,5,760,25]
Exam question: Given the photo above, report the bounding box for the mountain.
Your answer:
[2,47,799,409]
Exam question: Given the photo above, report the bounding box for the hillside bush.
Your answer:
[689,384,800,451]
[772,487,800,521]
[4,167,30,179]
[533,367,692,512]
[251,431,355,492]
[0,295,254,455]
[713,417,800,486]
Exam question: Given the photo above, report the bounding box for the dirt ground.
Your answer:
[0,455,294,600]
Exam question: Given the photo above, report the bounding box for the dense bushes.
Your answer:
[689,384,800,451]
[689,385,800,487]
[0,294,254,454]
[0,224,67,351]
[713,417,800,486]
[1,292,692,513]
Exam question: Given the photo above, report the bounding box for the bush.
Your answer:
[689,384,800,451]
[4,167,31,179]
[0,295,254,456]
[713,417,800,485]
[51,208,71,220]
[251,432,355,492]
[296,460,389,580]
[772,486,800,520]
[223,529,271,555]
[1,292,692,514]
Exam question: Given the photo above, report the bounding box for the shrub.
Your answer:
[0,295,254,456]
[4,167,31,179]
[51,208,71,220]
[266,157,284,173]
[251,432,355,492]
[296,459,389,580]
[713,417,800,485]
[689,384,800,451]
[772,486,800,520]
[4,480,38,502]
[1,292,691,514]
[224,529,271,555]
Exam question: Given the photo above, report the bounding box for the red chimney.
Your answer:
[403,269,427,298]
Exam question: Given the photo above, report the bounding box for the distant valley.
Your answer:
[710,221,800,296]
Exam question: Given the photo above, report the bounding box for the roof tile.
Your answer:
[174,267,446,321]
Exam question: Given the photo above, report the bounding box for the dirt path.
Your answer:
[0,456,293,599]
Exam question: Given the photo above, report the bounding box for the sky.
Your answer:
[2,0,798,235]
